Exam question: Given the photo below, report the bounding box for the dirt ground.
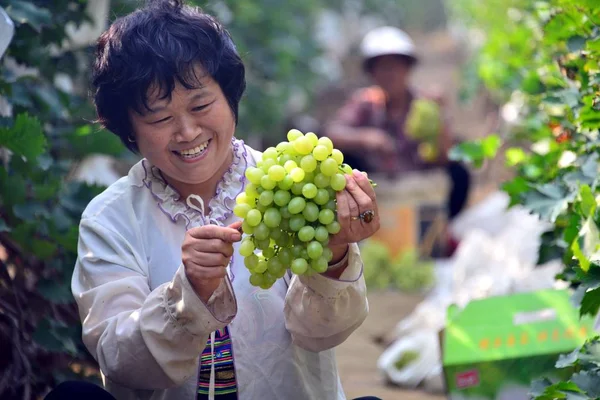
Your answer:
[337,291,445,400]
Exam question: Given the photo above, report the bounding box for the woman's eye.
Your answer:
[192,104,209,112]
[151,116,171,124]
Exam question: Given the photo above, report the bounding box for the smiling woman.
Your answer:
[52,1,382,400]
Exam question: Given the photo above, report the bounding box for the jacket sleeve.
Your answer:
[71,218,237,389]
[283,243,368,352]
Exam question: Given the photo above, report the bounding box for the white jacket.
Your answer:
[72,138,369,400]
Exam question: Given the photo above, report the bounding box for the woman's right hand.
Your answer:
[182,222,242,303]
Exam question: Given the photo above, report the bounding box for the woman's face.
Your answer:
[129,65,235,195]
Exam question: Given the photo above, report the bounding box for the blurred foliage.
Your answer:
[447,0,600,397]
[0,1,127,398]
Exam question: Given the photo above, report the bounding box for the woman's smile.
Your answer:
[172,138,212,163]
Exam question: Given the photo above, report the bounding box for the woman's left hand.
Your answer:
[329,170,380,248]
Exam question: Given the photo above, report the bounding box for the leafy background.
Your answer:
[446,0,600,397]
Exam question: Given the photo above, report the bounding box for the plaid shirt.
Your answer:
[330,85,441,174]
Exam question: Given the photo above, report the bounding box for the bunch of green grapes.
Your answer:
[233,129,368,289]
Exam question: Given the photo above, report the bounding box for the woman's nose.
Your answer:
[176,116,201,142]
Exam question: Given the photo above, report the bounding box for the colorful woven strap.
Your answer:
[197,326,238,399]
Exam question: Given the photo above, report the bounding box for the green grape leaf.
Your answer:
[580,287,600,317]
[523,182,572,222]
[0,113,47,162]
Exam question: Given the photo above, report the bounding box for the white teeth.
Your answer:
[178,140,209,157]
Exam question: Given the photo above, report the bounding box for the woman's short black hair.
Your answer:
[92,0,246,153]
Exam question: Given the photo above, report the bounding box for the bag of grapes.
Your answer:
[377,329,442,390]
[233,129,376,289]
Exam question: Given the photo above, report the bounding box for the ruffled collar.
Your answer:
[139,138,248,229]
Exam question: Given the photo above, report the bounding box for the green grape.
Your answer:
[341,163,353,174]
[322,247,333,262]
[302,202,320,222]
[242,220,254,234]
[279,248,292,265]
[327,221,341,234]
[236,192,249,205]
[331,149,344,165]
[313,145,330,161]
[267,256,283,274]
[315,226,329,242]
[239,239,255,257]
[314,189,329,205]
[244,253,259,270]
[245,167,264,185]
[276,141,291,153]
[305,132,319,147]
[314,173,330,188]
[259,190,274,206]
[291,182,305,195]
[318,136,334,152]
[293,136,313,155]
[274,190,291,207]
[246,209,262,226]
[256,238,270,250]
[245,183,259,198]
[300,155,317,172]
[250,273,264,287]
[276,233,288,247]
[307,241,324,260]
[263,147,278,160]
[302,183,318,199]
[275,267,287,279]
[300,248,309,260]
[257,187,264,194]
[261,158,277,173]
[259,281,272,290]
[270,228,283,240]
[263,208,282,228]
[256,203,268,213]
[279,154,293,165]
[287,129,303,141]
[298,226,315,242]
[260,175,277,190]
[311,257,329,273]
[292,245,303,258]
[319,209,335,225]
[280,206,292,219]
[255,260,268,273]
[328,188,336,199]
[330,173,347,191]
[284,160,298,172]
[289,215,306,231]
[278,175,294,190]
[325,199,337,210]
[291,258,309,275]
[290,167,305,182]
[303,171,315,183]
[254,223,270,241]
[288,197,306,214]
[234,203,251,218]
[263,246,276,259]
[268,165,286,182]
[279,218,290,231]
[320,158,338,177]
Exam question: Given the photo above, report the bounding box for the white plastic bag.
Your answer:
[377,330,440,389]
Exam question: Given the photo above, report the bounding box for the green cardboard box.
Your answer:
[442,289,595,400]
